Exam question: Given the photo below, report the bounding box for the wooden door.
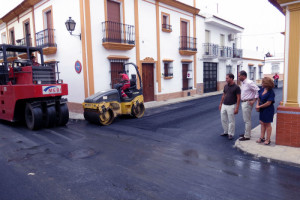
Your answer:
[182,64,189,90]
[142,63,154,102]
[181,21,188,49]
[45,10,53,45]
[107,0,121,42]
[110,62,124,89]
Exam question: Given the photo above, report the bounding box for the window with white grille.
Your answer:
[272,64,280,74]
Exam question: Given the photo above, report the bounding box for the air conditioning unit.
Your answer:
[228,34,235,41]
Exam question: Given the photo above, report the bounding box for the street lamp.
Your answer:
[65,17,81,40]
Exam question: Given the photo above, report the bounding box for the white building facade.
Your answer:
[0,0,264,108]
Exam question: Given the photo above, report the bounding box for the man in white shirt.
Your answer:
[238,70,260,141]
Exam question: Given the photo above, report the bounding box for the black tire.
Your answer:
[99,109,115,126]
[44,106,56,128]
[25,103,43,130]
[56,104,69,126]
[131,103,145,118]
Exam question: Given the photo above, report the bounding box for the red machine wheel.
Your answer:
[25,103,43,130]
[44,106,56,128]
[56,104,69,126]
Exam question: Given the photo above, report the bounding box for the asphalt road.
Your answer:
[1,86,300,200]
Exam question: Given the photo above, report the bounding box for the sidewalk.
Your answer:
[235,114,300,166]
[69,90,300,167]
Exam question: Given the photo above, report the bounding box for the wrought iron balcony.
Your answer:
[219,46,233,59]
[203,43,219,58]
[233,48,243,58]
[36,28,56,48]
[179,36,197,55]
[102,21,135,48]
[16,36,32,47]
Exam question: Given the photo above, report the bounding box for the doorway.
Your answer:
[142,63,154,102]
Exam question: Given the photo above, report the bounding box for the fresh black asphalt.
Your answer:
[1,85,300,200]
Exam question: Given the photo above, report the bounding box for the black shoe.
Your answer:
[220,133,229,137]
[239,137,250,141]
[239,134,244,138]
[228,135,234,140]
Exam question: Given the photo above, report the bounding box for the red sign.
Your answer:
[75,60,82,74]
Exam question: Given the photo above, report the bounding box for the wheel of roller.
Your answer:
[44,105,56,128]
[25,103,43,130]
[99,109,115,126]
[131,102,145,118]
[56,104,69,126]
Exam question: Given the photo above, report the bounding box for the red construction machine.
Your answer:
[0,44,69,130]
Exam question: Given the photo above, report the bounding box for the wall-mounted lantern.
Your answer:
[65,17,81,40]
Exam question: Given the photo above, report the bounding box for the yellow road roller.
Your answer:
[82,63,145,125]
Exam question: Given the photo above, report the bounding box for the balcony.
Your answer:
[0,51,18,62]
[162,24,172,33]
[203,43,218,59]
[16,36,33,59]
[36,28,57,55]
[219,46,232,60]
[232,48,243,60]
[102,21,135,50]
[179,36,197,56]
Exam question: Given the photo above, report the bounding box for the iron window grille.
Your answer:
[259,66,263,79]
[36,28,56,48]
[102,21,135,45]
[226,65,232,74]
[163,62,173,78]
[162,24,172,31]
[249,66,254,80]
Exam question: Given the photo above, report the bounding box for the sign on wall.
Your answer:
[75,60,82,74]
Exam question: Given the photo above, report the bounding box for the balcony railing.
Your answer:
[233,48,243,58]
[0,51,17,60]
[219,46,233,58]
[35,28,56,48]
[203,43,218,57]
[102,21,135,45]
[162,24,172,31]
[16,36,32,47]
[179,36,197,51]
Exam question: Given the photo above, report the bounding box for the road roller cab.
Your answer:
[83,63,145,125]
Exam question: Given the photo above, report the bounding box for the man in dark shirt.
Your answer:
[219,73,241,140]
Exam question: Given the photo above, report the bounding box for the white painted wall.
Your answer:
[90,0,137,94]
[6,9,33,45]
[34,0,84,103]
[202,22,242,82]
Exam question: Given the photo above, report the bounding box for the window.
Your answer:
[163,61,173,78]
[23,19,31,46]
[162,12,171,32]
[249,65,254,80]
[272,63,280,74]
[259,66,263,79]
[9,28,15,45]
[220,34,225,46]
[226,65,232,74]
[1,33,6,44]
[205,30,210,43]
